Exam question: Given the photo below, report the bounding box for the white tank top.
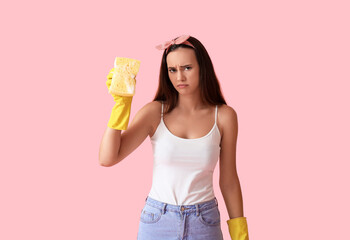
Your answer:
[148,102,221,205]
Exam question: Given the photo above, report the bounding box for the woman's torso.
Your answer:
[147,100,223,205]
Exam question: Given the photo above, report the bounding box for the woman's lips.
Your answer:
[178,84,188,88]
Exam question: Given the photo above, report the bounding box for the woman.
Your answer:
[99,35,249,240]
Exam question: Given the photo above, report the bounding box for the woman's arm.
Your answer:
[218,105,244,218]
[99,101,155,167]
[218,106,249,240]
[99,127,121,167]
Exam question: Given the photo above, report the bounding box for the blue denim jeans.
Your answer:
[137,196,224,240]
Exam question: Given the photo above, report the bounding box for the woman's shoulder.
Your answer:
[148,100,163,109]
[140,100,163,116]
[217,104,237,121]
[217,103,236,114]
[140,101,163,135]
[217,104,238,135]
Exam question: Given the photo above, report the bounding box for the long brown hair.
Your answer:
[152,35,227,115]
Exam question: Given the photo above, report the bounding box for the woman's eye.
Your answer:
[169,67,191,73]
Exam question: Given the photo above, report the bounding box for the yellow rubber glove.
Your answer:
[106,68,134,130]
[227,217,249,240]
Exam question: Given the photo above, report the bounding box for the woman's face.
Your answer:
[166,47,200,94]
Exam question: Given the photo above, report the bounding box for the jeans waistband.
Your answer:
[144,196,218,216]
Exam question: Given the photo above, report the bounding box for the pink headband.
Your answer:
[155,35,195,54]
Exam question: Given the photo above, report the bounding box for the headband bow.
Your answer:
[155,35,195,53]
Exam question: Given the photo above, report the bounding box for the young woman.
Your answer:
[99,35,249,240]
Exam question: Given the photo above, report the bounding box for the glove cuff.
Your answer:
[107,96,133,130]
[227,217,249,240]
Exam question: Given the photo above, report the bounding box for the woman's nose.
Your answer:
[176,70,184,80]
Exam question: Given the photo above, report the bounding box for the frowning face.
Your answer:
[166,47,200,94]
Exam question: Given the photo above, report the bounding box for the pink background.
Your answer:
[1,0,349,239]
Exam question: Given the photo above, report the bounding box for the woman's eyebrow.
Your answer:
[168,64,193,69]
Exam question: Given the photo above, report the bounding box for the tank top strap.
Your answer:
[161,102,164,118]
[215,105,218,124]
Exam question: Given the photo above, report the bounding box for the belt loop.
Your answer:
[214,197,218,206]
[195,204,199,216]
[162,203,167,215]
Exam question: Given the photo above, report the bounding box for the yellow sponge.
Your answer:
[109,57,141,97]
